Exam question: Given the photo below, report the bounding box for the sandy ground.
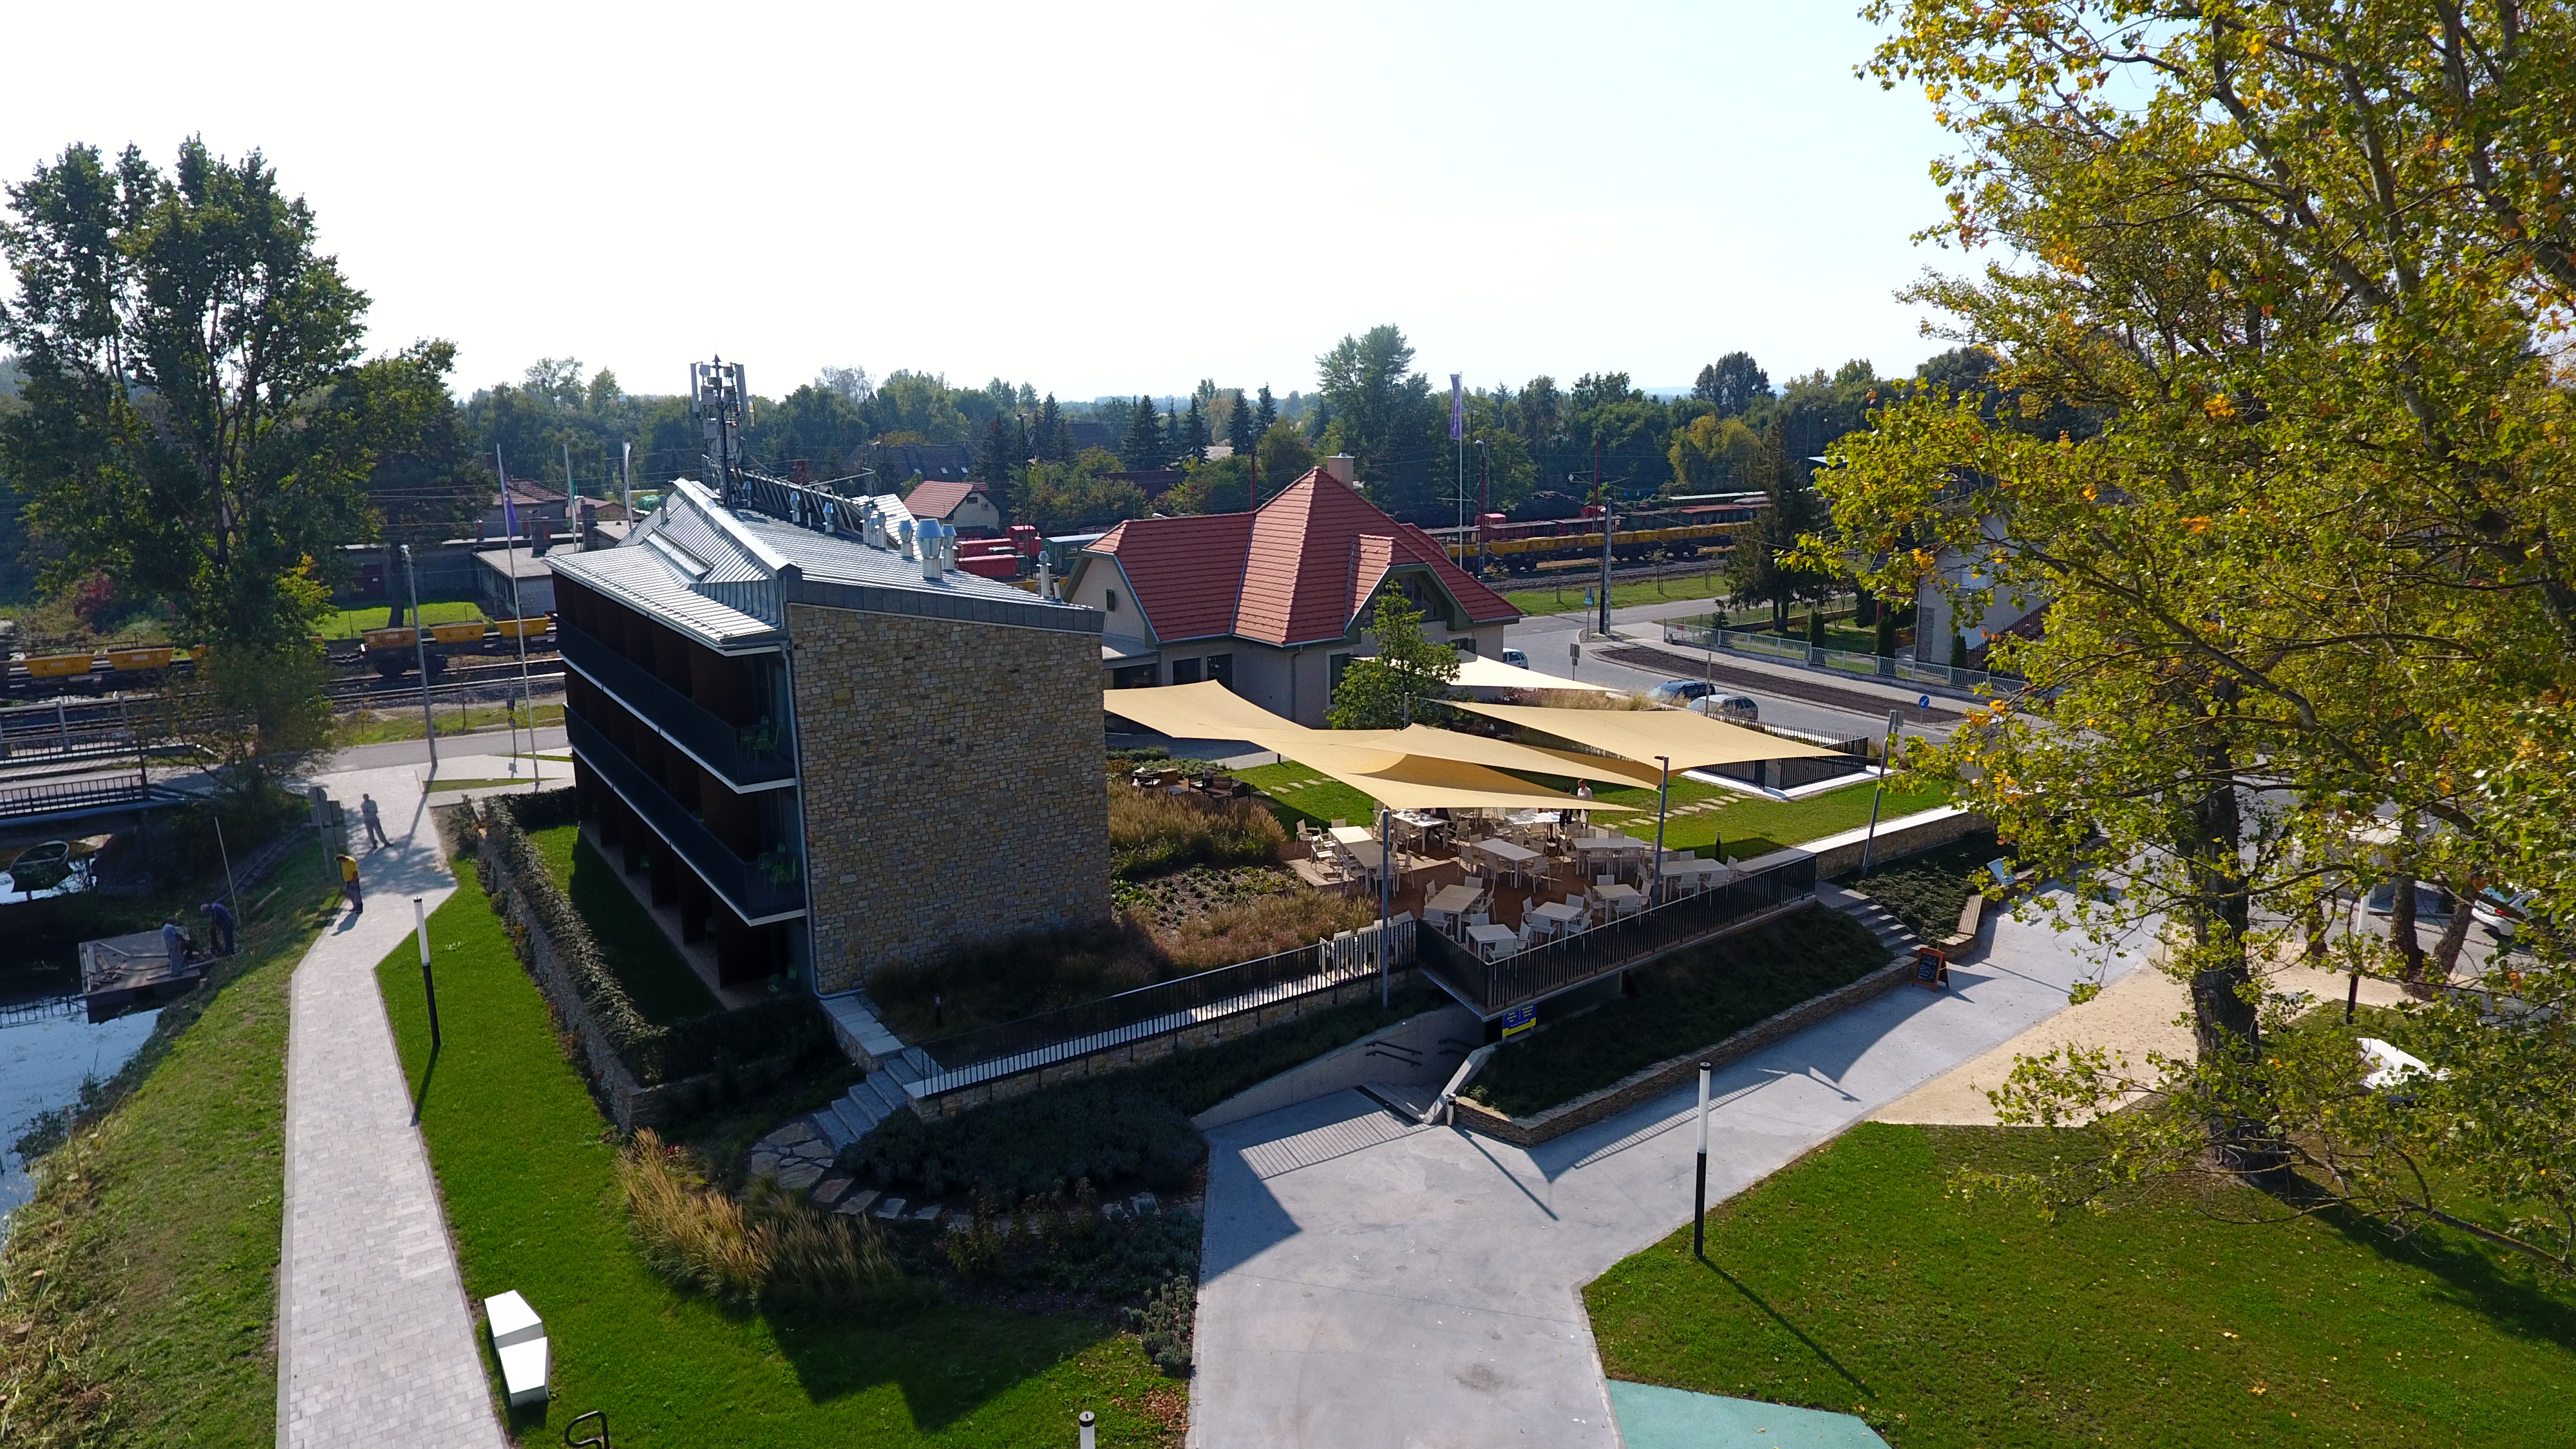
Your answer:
[1873,932,2422,1126]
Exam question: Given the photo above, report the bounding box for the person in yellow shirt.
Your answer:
[338,852,363,914]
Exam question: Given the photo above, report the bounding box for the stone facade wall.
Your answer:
[791,601,1108,995]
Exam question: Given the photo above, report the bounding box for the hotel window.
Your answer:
[1169,657,1204,685]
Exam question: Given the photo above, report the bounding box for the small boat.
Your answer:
[80,929,204,1023]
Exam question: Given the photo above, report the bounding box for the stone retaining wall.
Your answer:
[468,815,811,1132]
[916,969,1421,1119]
[1448,957,1918,1148]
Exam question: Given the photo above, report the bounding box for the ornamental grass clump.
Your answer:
[1108,786,1287,879]
[616,1130,923,1316]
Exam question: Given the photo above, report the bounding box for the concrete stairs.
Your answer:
[811,993,941,1152]
[1817,882,1925,965]
[811,1045,939,1152]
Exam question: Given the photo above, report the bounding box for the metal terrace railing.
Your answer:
[0,775,182,824]
[1416,854,1819,1018]
[558,623,793,788]
[906,916,1416,1085]
[1664,620,2004,694]
[565,712,805,922]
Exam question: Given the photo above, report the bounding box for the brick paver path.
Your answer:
[277,767,502,1446]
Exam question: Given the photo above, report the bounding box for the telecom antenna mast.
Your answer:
[690,358,752,505]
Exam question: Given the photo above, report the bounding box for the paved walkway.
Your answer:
[1191,898,2156,1449]
[277,766,500,1447]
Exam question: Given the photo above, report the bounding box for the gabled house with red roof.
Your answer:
[902,478,1003,536]
[1065,459,1521,725]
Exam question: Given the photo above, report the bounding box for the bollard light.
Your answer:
[415,896,441,1052]
[1079,1408,1097,1449]
[1692,1061,1711,1258]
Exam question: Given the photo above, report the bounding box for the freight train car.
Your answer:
[1424,493,1767,574]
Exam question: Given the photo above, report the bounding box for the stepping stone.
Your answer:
[746,1151,782,1180]
[834,1189,881,1218]
[1129,1193,1158,1217]
[766,1121,820,1148]
[910,1204,942,1223]
[775,1161,825,1193]
[811,1175,853,1207]
[943,1212,971,1233]
[786,1141,833,1164]
[872,1195,908,1220]
[1102,1200,1125,1222]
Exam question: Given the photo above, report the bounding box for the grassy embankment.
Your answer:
[379,886,1186,1446]
[524,822,717,1026]
[336,700,565,748]
[313,600,488,639]
[1587,1122,2576,1448]
[0,852,341,1445]
[1501,571,1732,617]
[1240,761,1948,861]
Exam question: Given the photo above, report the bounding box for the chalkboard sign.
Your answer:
[1501,1002,1537,1038]
[1914,946,1949,989]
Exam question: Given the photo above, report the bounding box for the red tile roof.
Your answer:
[1088,469,1518,647]
[903,478,989,522]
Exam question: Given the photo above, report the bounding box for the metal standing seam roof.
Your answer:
[547,547,783,650]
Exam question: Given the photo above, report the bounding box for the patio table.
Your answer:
[1425,883,1486,917]
[1466,922,1522,959]
[1329,825,1378,848]
[1530,899,1589,933]
[1592,882,1643,911]
[1340,839,1390,876]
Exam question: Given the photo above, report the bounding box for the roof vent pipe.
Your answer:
[920,520,945,580]
[898,519,916,559]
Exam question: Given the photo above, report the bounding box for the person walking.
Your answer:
[339,851,363,914]
[359,793,389,850]
[203,898,237,956]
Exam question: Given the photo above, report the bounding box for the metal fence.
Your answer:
[1417,855,1818,1018]
[912,914,1416,1079]
[1664,620,2003,694]
[0,776,164,823]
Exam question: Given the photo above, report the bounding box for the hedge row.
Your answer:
[477,790,827,1085]
[848,985,1439,1202]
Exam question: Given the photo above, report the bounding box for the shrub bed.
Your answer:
[1108,785,1287,879]
[1854,831,2005,939]
[477,791,828,1086]
[849,985,1439,1202]
[1466,907,1890,1118]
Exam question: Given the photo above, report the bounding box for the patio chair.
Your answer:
[1465,911,1490,929]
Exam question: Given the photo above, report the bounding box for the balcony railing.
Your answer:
[558,622,793,788]
[1664,620,2006,694]
[566,712,806,922]
[1416,855,1818,1018]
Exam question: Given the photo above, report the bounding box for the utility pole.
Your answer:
[495,445,537,784]
[621,441,634,519]
[405,544,437,777]
[1477,440,1490,575]
[1595,438,1613,638]
[1859,708,1904,876]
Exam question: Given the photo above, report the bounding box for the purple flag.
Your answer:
[1449,374,1464,440]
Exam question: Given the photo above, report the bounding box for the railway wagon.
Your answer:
[1425,496,1766,574]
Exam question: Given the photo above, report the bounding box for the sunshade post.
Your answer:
[1650,754,1671,905]
[1858,708,1904,877]
[1378,803,1393,1008]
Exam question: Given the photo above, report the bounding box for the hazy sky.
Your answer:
[4,1,1965,403]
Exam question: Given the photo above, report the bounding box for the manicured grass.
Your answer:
[337,700,564,746]
[315,600,487,639]
[1245,759,1950,860]
[0,856,341,1444]
[1466,907,1889,1117]
[526,823,718,1026]
[379,888,1184,1446]
[1501,570,1733,617]
[1586,1122,2576,1448]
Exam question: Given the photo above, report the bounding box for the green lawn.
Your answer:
[1586,1122,2576,1448]
[378,888,1184,1446]
[337,700,564,746]
[1501,570,1733,617]
[0,855,341,1443]
[526,823,719,1026]
[1242,760,1949,861]
[316,600,487,639]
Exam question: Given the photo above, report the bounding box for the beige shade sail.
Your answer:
[1448,654,1620,694]
[1447,699,1846,775]
[1100,682,1630,812]
[1331,725,1667,789]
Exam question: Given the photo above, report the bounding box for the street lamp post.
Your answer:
[404,544,437,777]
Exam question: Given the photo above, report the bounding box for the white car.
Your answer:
[1499,647,1529,668]
[1686,693,1759,723]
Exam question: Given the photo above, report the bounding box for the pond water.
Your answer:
[0,920,162,1236]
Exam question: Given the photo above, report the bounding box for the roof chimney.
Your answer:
[1321,454,1356,486]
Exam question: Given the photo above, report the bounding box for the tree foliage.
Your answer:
[1326,591,1460,730]
[1815,0,2576,1267]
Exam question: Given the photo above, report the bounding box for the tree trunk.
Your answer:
[2179,722,2289,1189]
[2427,879,2477,987]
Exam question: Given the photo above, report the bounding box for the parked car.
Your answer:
[2471,884,2536,939]
[1687,693,1759,723]
[1647,679,1714,703]
[2362,881,2454,922]
[1499,647,1529,668]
